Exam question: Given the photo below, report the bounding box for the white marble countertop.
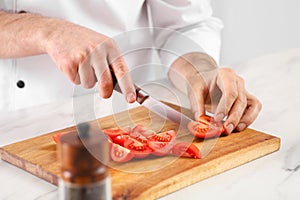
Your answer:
[1,48,300,200]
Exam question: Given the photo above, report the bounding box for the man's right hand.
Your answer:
[0,11,136,103]
[44,18,136,103]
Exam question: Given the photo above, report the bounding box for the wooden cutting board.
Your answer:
[0,105,280,200]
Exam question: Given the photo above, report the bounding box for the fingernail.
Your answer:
[126,92,136,103]
[215,113,225,122]
[226,123,234,134]
[237,123,246,131]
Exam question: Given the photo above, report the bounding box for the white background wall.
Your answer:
[211,0,300,65]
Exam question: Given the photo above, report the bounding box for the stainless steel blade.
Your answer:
[141,96,193,128]
[111,75,194,128]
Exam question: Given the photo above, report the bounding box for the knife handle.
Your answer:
[110,68,149,104]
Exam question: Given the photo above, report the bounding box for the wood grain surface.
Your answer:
[0,105,280,200]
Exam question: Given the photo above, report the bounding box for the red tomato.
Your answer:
[52,130,72,143]
[131,125,155,138]
[148,130,176,142]
[147,130,176,156]
[110,142,134,162]
[172,142,201,159]
[102,128,129,140]
[124,137,153,158]
[112,134,130,146]
[148,141,174,156]
[52,133,61,143]
[188,115,224,138]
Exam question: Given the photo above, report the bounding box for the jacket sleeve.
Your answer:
[147,0,223,68]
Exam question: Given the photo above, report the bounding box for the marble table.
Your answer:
[1,48,300,200]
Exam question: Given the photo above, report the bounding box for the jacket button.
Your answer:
[17,80,25,88]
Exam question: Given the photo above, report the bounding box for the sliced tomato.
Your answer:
[147,130,176,156]
[196,115,214,125]
[52,130,71,143]
[110,142,134,162]
[52,133,61,143]
[102,127,129,140]
[148,141,174,156]
[124,137,152,158]
[148,130,176,143]
[112,134,130,146]
[129,125,155,144]
[131,125,155,138]
[188,115,224,138]
[172,142,201,159]
[133,135,149,144]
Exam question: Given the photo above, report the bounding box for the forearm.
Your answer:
[168,52,218,93]
[0,11,52,58]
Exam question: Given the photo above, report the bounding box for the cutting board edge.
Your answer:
[0,148,58,185]
[0,133,281,200]
[127,136,281,200]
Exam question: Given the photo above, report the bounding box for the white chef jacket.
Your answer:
[0,0,223,111]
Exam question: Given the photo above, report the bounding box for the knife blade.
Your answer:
[134,87,194,128]
[110,71,194,127]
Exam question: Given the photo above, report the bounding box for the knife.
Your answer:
[111,71,194,128]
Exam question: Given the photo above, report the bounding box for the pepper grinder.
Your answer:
[57,123,111,200]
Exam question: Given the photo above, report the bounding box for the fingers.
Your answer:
[186,74,207,119]
[235,92,262,131]
[87,49,114,98]
[58,59,81,85]
[107,41,136,103]
[78,62,97,89]
[213,68,261,133]
[214,68,239,122]
[75,39,136,103]
[97,68,114,98]
[222,77,248,134]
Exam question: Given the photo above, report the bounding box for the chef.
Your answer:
[0,0,261,134]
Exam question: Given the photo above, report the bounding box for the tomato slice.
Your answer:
[102,127,129,140]
[148,141,174,156]
[196,115,214,125]
[52,130,72,143]
[124,137,152,158]
[131,125,155,138]
[172,142,201,159]
[52,133,61,143]
[147,130,176,156]
[110,142,134,162]
[112,134,130,146]
[188,115,224,138]
[148,130,176,142]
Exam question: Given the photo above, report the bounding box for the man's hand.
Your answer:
[44,18,136,102]
[0,11,136,103]
[168,52,262,134]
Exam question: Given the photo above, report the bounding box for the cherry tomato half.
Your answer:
[52,133,61,143]
[110,142,134,162]
[52,130,73,143]
[148,130,176,143]
[131,125,155,138]
[102,127,129,140]
[124,137,153,158]
[172,142,201,159]
[188,115,224,138]
[148,141,174,156]
[112,134,131,146]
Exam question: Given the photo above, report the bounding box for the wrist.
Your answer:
[173,52,218,79]
[33,16,62,54]
[168,52,217,88]
[17,12,63,55]
[0,11,56,56]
